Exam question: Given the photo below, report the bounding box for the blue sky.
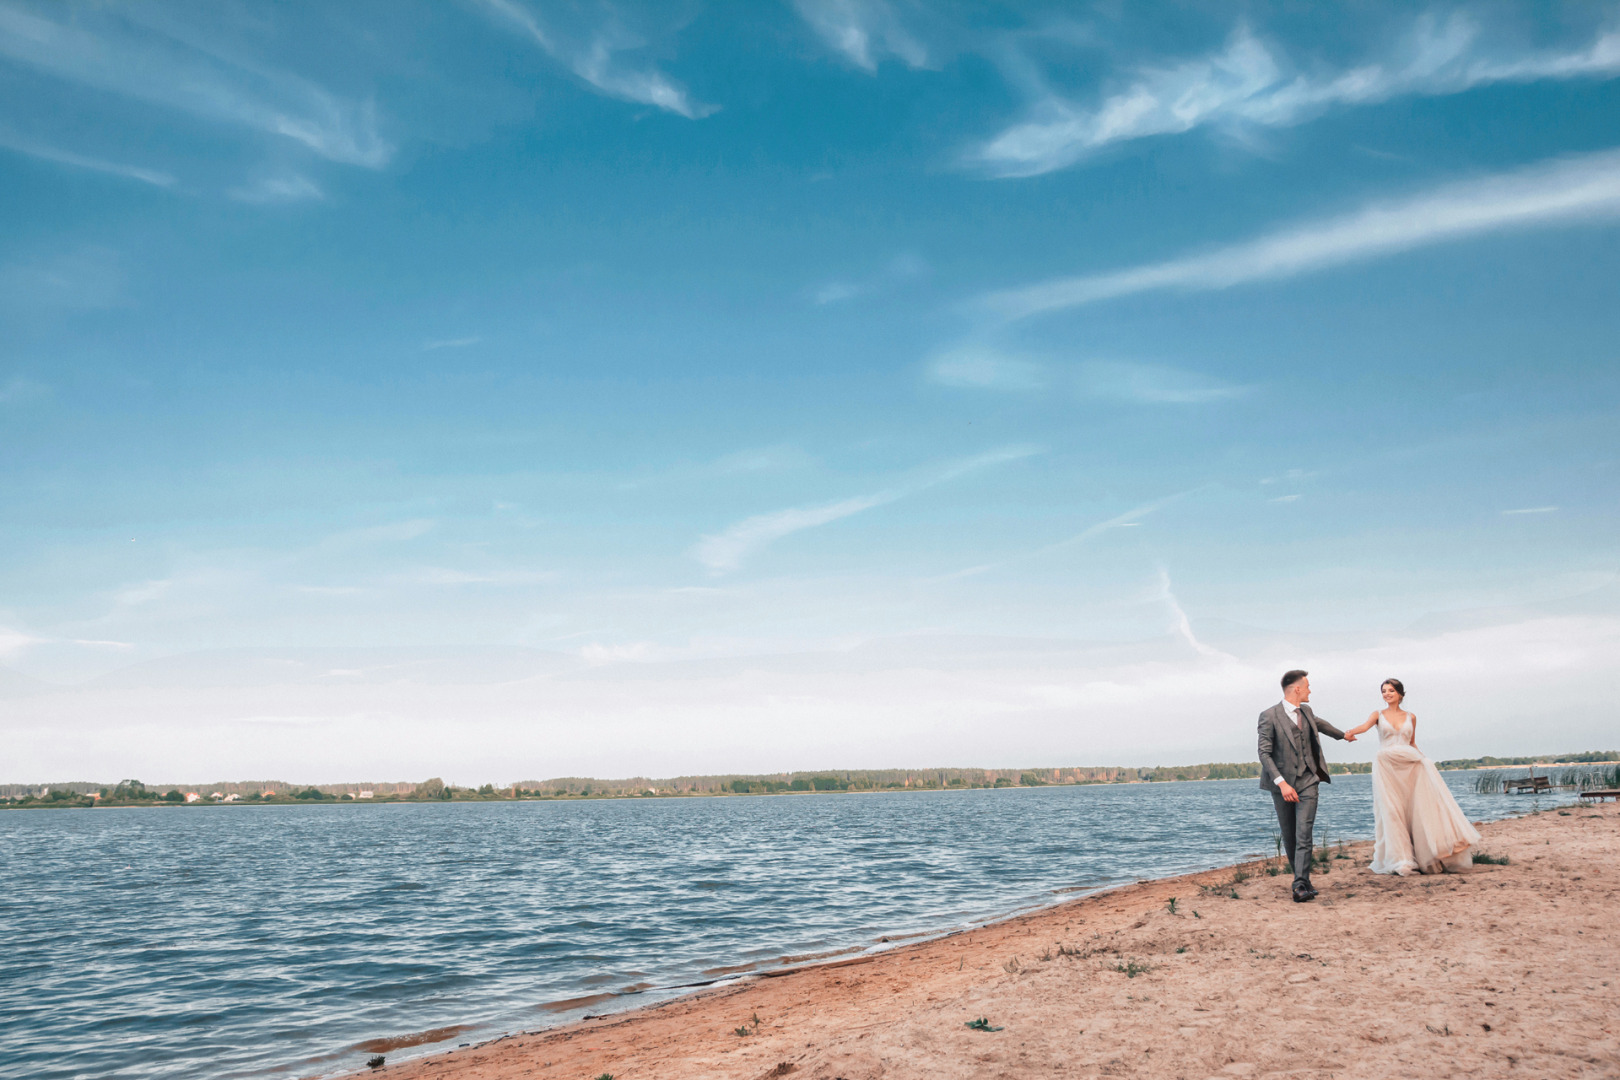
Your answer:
[2,1,1618,782]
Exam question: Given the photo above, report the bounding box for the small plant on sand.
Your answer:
[367,1057,385,1071]
[964,1017,1003,1032]
[1002,956,1024,974]
[1037,947,1053,961]
[1114,959,1152,978]
[1192,910,1201,919]
[1167,897,1178,915]
[1474,852,1510,865]
[1231,868,1251,884]
[1176,946,1188,954]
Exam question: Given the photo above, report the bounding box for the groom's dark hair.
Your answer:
[1281,669,1308,691]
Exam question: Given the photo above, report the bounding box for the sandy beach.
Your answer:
[367,803,1618,1080]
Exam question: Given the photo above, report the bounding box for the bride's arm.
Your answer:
[1343,711,1378,738]
[1408,713,1418,751]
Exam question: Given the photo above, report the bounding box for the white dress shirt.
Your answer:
[1274,699,1303,787]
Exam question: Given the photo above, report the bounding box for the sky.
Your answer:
[2,0,1618,784]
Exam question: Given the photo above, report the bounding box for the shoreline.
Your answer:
[346,799,1618,1080]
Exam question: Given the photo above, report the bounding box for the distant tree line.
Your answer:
[6,752,1613,808]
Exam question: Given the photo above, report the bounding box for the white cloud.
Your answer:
[478,0,714,118]
[0,128,175,187]
[971,15,1620,177]
[0,627,42,657]
[7,607,1613,781]
[810,253,928,305]
[1075,360,1248,404]
[812,281,860,305]
[115,579,173,608]
[313,519,436,554]
[0,5,392,167]
[693,492,891,574]
[691,446,1038,574]
[794,0,928,72]
[982,148,1620,320]
[928,346,1046,390]
[1502,506,1558,515]
[928,350,1245,403]
[423,336,482,351]
[407,567,559,586]
[229,172,323,204]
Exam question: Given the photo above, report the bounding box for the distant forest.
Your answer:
[6,751,1615,807]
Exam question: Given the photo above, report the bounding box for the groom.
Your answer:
[1258,670,1355,902]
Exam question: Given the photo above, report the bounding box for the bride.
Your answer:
[1343,678,1479,875]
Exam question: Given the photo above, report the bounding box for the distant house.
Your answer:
[358,790,374,799]
[184,792,200,803]
[209,792,224,800]
[222,793,241,802]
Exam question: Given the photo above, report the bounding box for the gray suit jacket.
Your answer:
[1258,702,1347,792]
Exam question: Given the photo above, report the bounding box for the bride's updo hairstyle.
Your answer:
[1381,678,1406,701]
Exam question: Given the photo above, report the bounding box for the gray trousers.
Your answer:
[1271,783,1319,885]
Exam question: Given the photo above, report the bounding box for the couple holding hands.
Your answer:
[1259,669,1479,902]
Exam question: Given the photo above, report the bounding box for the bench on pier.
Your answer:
[1503,774,1552,794]
[1578,789,1620,802]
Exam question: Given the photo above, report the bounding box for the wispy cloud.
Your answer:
[1076,360,1248,404]
[0,627,42,657]
[971,15,1620,177]
[0,128,175,187]
[809,253,928,305]
[313,519,436,554]
[928,346,1046,390]
[1030,490,1193,559]
[692,446,1038,574]
[929,488,1195,582]
[794,0,928,72]
[229,172,323,204]
[478,0,714,118]
[0,5,392,167]
[1502,506,1558,515]
[406,567,559,586]
[983,148,1620,320]
[1154,568,1226,658]
[929,349,1246,404]
[423,336,482,351]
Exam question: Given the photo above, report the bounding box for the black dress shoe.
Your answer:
[1292,883,1317,902]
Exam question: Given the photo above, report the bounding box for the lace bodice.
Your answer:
[1377,714,1415,746]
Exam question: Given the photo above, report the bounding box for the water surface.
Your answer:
[0,774,1562,1079]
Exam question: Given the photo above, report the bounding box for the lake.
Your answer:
[0,773,1565,1079]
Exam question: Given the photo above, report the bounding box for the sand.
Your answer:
[365,802,1619,1080]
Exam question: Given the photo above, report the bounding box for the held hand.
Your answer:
[1344,732,1357,743]
[1278,780,1299,804]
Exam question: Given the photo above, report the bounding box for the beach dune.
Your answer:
[370,803,1619,1079]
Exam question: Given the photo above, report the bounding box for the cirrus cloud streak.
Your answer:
[983,148,1620,321]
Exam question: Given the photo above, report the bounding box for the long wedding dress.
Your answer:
[1369,714,1479,875]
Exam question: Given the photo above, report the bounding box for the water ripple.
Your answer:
[0,775,1558,1079]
